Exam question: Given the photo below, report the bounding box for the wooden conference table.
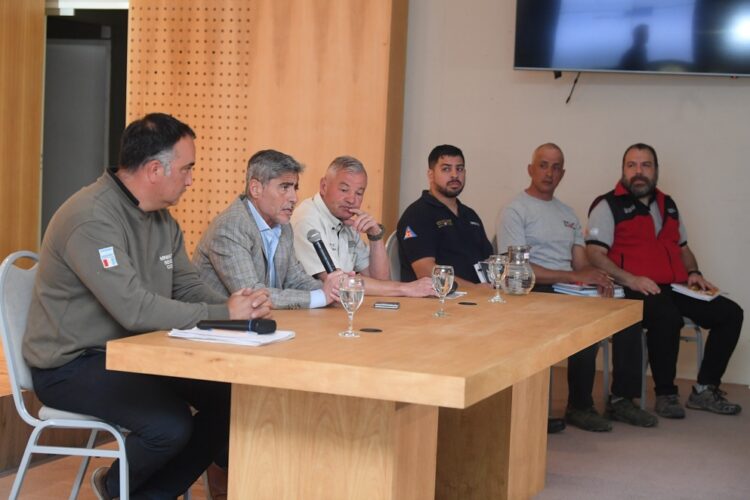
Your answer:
[107,287,641,500]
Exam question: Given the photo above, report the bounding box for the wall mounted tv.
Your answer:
[515,0,750,77]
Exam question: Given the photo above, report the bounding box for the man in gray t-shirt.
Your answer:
[497,143,655,431]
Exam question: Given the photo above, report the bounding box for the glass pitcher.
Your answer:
[501,245,536,295]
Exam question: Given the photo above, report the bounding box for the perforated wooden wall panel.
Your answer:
[126,0,408,254]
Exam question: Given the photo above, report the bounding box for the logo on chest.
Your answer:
[436,219,453,229]
[160,253,173,270]
[563,220,577,230]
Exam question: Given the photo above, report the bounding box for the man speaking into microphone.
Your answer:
[193,149,346,309]
[292,156,434,297]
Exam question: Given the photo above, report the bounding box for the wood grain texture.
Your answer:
[0,0,44,258]
[108,289,640,499]
[126,0,409,253]
[229,385,437,500]
[108,288,642,408]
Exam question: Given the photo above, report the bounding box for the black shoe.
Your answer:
[565,406,613,432]
[547,417,566,434]
[606,397,658,427]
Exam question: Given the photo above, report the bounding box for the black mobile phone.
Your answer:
[373,301,400,310]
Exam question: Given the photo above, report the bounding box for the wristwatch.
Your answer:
[367,223,386,242]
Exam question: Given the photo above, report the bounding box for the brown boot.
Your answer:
[206,463,228,500]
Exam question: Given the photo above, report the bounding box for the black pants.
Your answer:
[31,350,230,500]
[536,285,643,407]
[625,286,743,396]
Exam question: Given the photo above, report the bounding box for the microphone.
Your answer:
[196,319,277,334]
[306,229,336,274]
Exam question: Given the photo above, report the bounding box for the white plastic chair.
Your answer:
[0,251,129,500]
[385,231,401,281]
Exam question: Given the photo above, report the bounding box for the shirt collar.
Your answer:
[420,189,464,214]
[312,193,345,233]
[246,199,282,239]
[107,168,140,206]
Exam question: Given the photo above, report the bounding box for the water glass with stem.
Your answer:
[486,254,507,303]
[339,275,365,337]
[431,265,454,318]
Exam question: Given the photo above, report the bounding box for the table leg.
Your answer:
[228,385,439,500]
[436,368,549,500]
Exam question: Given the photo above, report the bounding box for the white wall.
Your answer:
[400,0,750,384]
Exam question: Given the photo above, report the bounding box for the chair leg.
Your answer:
[695,327,704,375]
[640,330,648,410]
[68,429,99,500]
[9,425,46,500]
[601,340,610,404]
[115,432,130,500]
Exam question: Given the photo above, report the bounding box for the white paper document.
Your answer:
[552,283,625,298]
[670,283,719,302]
[168,327,295,346]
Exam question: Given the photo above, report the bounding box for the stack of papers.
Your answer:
[169,327,295,346]
[552,283,625,298]
[670,283,719,302]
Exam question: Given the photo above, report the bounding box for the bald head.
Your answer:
[526,143,565,201]
[531,143,564,165]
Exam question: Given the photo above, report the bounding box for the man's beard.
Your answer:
[622,173,657,198]
[435,182,464,199]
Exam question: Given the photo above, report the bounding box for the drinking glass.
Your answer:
[339,275,365,337]
[486,255,507,303]
[431,265,454,318]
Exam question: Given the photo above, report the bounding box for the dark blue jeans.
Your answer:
[31,350,230,499]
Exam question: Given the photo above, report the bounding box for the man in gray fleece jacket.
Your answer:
[23,113,270,499]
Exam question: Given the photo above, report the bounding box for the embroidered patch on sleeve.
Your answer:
[403,226,417,239]
[98,246,118,269]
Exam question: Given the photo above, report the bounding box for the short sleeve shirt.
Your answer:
[397,190,493,283]
[290,193,370,275]
[498,192,584,272]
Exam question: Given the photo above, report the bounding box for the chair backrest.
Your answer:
[0,251,41,425]
[385,231,400,281]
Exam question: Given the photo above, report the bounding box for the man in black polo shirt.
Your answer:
[397,144,493,285]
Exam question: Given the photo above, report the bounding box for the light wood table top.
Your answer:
[107,287,641,409]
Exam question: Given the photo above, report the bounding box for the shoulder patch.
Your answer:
[403,226,417,239]
[98,246,118,269]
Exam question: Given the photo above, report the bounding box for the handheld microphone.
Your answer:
[306,229,336,274]
[196,319,277,334]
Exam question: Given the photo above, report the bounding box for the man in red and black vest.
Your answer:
[586,143,743,420]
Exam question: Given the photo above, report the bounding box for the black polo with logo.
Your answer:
[397,190,493,283]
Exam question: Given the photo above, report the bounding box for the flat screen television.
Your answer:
[514,0,750,77]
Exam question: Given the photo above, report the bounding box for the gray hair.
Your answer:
[245,149,304,189]
[327,156,367,176]
[147,149,175,175]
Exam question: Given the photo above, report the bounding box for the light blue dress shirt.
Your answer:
[246,200,326,308]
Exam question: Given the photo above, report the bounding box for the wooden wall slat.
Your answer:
[0,0,45,258]
[126,0,408,254]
